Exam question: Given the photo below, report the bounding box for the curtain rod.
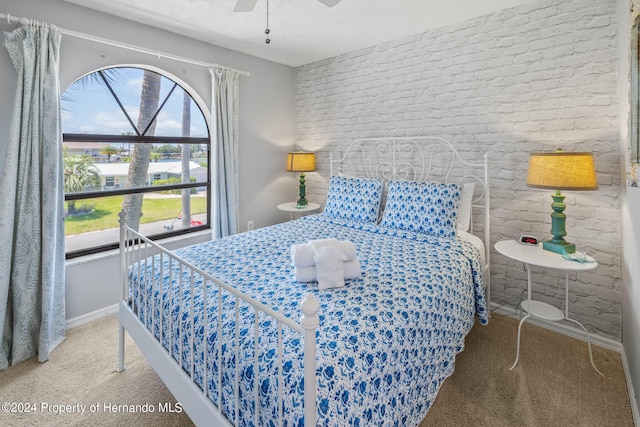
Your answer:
[0,12,250,77]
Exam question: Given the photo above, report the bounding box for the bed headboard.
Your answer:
[329,136,488,225]
[330,136,491,303]
[330,136,485,190]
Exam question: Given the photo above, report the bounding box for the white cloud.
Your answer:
[61,110,74,122]
[127,77,143,91]
[94,110,136,134]
[156,119,181,132]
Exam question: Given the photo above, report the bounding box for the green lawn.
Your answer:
[64,195,207,236]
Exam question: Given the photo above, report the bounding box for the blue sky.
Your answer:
[61,67,209,138]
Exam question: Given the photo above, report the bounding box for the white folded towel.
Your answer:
[294,259,362,283]
[313,246,347,290]
[291,239,357,267]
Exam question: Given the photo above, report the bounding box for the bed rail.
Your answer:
[117,211,319,427]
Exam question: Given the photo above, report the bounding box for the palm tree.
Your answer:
[100,145,120,163]
[64,155,99,215]
[122,70,161,231]
[181,90,192,229]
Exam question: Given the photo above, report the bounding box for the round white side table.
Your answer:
[277,201,321,220]
[494,239,602,375]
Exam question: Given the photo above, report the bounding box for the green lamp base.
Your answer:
[296,172,308,209]
[543,239,575,254]
[542,190,576,254]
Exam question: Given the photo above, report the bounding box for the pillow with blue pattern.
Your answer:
[380,180,461,238]
[323,175,383,223]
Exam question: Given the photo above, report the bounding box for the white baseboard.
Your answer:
[619,346,640,427]
[491,304,622,351]
[491,304,639,426]
[65,304,118,330]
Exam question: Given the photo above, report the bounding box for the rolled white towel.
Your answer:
[294,259,361,283]
[294,265,317,283]
[311,239,357,260]
[314,246,347,290]
[291,239,357,267]
[291,243,315,268]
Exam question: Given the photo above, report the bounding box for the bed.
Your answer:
[117,136,490,427]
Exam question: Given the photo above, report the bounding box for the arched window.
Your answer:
[62,66,210,258]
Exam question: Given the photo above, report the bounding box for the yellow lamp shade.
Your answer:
[526,151,598,191]
[286,152,316,173]
[526,150,598,255]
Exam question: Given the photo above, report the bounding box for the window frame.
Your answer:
[62,68,212,259]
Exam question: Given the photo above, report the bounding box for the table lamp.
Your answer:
[286,151,316,208]
[526,149,598,254]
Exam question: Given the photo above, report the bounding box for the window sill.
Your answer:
[65,229,213,267]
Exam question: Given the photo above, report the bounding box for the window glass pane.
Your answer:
[62,73,130,135]
[63,141,209,195]
[64,192,208,253]
[61,67,208,137]
[161,85,209,138]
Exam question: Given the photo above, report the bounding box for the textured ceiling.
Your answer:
[64,0,533,67]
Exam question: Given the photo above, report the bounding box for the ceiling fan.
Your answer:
[234,0,341,12]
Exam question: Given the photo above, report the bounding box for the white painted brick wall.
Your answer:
[293,0,622,339]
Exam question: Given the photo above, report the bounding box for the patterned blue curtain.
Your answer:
[0,23,66,369]
[210,67,240,238]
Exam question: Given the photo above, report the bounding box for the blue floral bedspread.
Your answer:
[130,214,488,426]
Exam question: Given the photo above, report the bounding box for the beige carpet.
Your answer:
[422,314,633,427]
[0,313,633,426]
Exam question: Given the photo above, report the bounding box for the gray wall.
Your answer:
[0,0,296,321]
[618,0,640,415]
[294,0,622,339]
[622,186,640,414]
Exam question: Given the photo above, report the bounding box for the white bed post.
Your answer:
[483,152,491,316]
[117,210,127,372]
[300,293,319,427]
[329,151,334,176]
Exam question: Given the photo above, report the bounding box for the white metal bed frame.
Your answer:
[117,217,319,427]
[117,136,490,427]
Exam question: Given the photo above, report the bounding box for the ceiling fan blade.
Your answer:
[233,0,258,12]
[317,0,341,6]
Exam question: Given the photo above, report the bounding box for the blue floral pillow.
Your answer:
[380,180,461,238]
[323,176,383,223]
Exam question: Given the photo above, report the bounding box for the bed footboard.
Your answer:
[117,211,319,427]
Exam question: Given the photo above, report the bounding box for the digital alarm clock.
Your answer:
[518,235,539,246]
